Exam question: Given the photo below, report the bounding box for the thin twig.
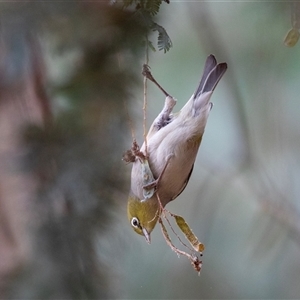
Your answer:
[164,211,194,253]
[156,193,195,253]
[159,218,191,258]
[123,100,136,143]
[159,218,202,274]
[117,52,136,143]
[143,36,149,157]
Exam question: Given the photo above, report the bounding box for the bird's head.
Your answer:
[127,193,160,244]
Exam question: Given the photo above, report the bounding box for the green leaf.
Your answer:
[145,0,162,16]
[284,27,300,47]
[152,22,172,53]
[121,0,172,53]
[173,214,205,252]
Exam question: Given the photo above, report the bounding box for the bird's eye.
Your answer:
[131,217,140,228]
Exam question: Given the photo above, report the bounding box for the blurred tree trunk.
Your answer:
[0,36,46,296]
[0,2,144,298]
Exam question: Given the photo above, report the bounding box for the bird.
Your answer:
[126,55,227,244]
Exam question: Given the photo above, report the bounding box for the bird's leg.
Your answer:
[122,138,165,202]
[122,139,146,163]
[138,66,176,200]
[142,64,177,136]
[142,64,171,97]
[122,139,157,201]
[139,157,156,200]
[131,139,145,160]
[152,95,177,131]
[141,154,173,202]
[143,153,174,191]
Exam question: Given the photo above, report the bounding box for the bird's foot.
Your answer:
[122,139,146,163]
[142,64,171,98]
[142,153,174,191]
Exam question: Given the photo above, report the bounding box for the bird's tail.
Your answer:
[192,55,227,115]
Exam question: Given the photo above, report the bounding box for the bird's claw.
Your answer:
[122,140,146,164]
[142,64,171,97]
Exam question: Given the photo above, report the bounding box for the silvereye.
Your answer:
[127,55,227,243]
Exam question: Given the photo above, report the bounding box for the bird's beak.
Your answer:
[142,228,151,244]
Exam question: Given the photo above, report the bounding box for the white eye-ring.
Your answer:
[131,217,140,228]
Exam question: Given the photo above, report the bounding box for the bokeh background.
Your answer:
[0,1,300,299]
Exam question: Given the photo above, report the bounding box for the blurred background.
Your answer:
[0,1,300,299]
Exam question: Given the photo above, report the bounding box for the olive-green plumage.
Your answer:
[127,55,227,243]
